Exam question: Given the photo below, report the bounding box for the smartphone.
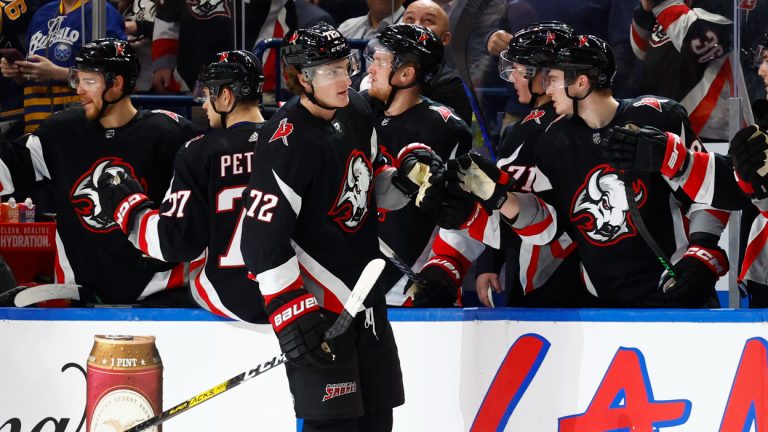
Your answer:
[0,48,24,64]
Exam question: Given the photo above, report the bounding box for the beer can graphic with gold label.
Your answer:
[87,335,163,431]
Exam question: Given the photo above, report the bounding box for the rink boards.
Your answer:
[2,307,768,431]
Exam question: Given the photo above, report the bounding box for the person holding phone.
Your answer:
[0,0,39,139]
[0,0,124,133]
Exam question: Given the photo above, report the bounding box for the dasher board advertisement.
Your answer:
[2,308,768,431]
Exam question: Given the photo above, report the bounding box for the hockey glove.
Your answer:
[392,143,445,207]
[728,125,768,200]
[434,182,485,230]
[407,258,461,308]
[658,233,728,308]
[265,288,334,367]
[447,152,515,213]
[602,124,689,178]
[97,171,153,234]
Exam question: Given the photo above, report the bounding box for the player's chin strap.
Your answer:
[383,68,420,111]
[305,82,339,111]
[96,76,130,122]
[212,97,240,129]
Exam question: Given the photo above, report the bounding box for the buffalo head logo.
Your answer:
[70,157,144,233]
[570,165,646,245]
[329,150,372,232]
[186,0,229,19]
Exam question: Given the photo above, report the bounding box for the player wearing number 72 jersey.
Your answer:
[97,50,268,322]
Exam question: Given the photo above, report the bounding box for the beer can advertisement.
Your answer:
[3,308,768,430]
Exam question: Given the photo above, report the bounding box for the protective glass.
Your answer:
[68,68,104,90]
[542,68,569,90]
[754,44,768,68]
[363,39,395,70]
[303,54,360,86]
[192,81,216,104]
[498,51,536,82]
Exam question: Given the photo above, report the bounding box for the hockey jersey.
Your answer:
[128,122,267,322]
[0,108,193,303]
[476,102,588,307]
[630,0,752,140]
[241,91,408,313]
[507,96,727,305]
[368,96,474,306]
[22,0,125,132]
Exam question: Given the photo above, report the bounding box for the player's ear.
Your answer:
[298,72,313,93]
[112,74,125,91]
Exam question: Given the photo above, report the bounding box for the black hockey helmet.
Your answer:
[195,50,264,103]
[551,34,615,89]
[367,23,444,85]
[72,38,140,93]
[499,21,573,81]
[281,22,352,70]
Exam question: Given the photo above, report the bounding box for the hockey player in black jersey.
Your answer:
[240,23,433,432]
[442,35,729,308]
[0,38,194,304]
[362,23,474,307]
[96,50,268,322]
[475,21,598,308]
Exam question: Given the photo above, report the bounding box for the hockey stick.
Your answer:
[123,258,385,432]
[12,284,91,307]
[622,173,677,281]
[0,286,26,306]
[451,0,498,159]
[378,237,426,286]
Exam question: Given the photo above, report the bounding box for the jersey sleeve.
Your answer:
[0,117,57,196]
[421,228,485,284]
[0,0,35,37]
[649,0,732,62]
[151,0,183,72]
[241,135,315,302]
[128,137,210,262]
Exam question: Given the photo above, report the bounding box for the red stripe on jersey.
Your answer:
[298,263,345,314]
[432,234,472,274]
[137,210,159,255]
[151,39,178,61]
[689,60,732,134]
[513,211,553,237]
[54,251,65,284]
[374,164,393,177]
[166,263,186,289]
[631,24,648,52]
[262,276,303,305]
[467,206,489,241]
[656,4,691,30]
[524,246,540,294]
[681,152,709,202]
[550,239,576,259]
[740,222,768,282]
[194,271,229,318]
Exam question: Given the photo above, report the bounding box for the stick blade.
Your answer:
[13,284,82,307]
[345,258,385,315]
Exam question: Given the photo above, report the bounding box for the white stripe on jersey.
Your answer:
[138,268,174,299]
[273,169,302,216]
[438,228,484,261]
[291,240,351,307]
[54,229,76,284]
[193,258,242,320]
[581,263,599,298]
[257,255,301,296]
[25,135,50,181]
[496,144,523,168]
[0,158,15,196]
[131,209,165,260]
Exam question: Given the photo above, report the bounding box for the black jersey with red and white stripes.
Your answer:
[630,0,752,140]
[128,122,267,322]
[241,91,409,314]
[477,102,584,304]
[0,108,193,303]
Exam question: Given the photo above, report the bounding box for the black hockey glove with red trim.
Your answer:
[265,288,334,367]
[447,152,514,213]
[434,182,485,230]
[408,258,461,308]
[602,124,689,179]
[729,125,768,200]
[97,171,153,234]
[392,143,445,208]
[658,233,728,308]
[747,281,768,309]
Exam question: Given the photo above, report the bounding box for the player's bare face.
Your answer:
[366,51,394,102]
[201,87,223,128]
[544,69,572,115]
[759,53,768,95]
[510,62,532,104]
[75,70,106,120]
[311,58,353,108]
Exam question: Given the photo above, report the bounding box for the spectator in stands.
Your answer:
[151,0,296,94]
[119,0,155,92]
[338,0,404,40]
[295,0,335,28]
[400,0,471,122]
[629,0,751,141]
[0,0,41,140]
[0,0,125,133]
